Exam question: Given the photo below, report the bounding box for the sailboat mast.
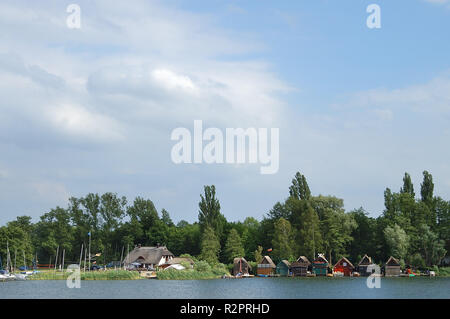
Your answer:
[61,249,65,272]
[54,246,59,273]
[79,243,84,271]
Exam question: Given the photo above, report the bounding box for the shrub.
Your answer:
[194,260,212,273]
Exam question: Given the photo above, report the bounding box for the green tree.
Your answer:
[384,224,409,261]
[198,185,227,239]
[296,201,322,260]
[421,171,434,207]
[271,218,296,262]
[419,224,446,266]
[289,172,311,200]
[400,172,415,198]
[224,229,245,262]
[254,245,263,263]
[200,226,220,264]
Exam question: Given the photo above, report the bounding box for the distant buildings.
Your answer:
[290,256,311,277]
[257,256,276,276]
[123,245,174,270]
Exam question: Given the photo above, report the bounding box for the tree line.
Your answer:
[0,171,448,269]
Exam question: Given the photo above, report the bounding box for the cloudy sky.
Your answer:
[0,0,449,224]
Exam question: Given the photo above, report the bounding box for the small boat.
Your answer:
[332,272,343,277]
[353,272,360,277]
[14,273,27,281]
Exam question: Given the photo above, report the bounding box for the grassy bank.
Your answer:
[434,267,450,277]
[29,270,142,280]
[157,261,230,280]
[156,269,223,280]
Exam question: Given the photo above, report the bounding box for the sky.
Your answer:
[0,0,449,225]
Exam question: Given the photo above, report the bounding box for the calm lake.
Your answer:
[1,277,449,299]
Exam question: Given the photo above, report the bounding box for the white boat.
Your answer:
[14,273,27,281]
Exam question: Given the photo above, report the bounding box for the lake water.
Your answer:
[1,277,449,299]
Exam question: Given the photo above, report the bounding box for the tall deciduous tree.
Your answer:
[384,224,409,262]
[198,185,226,240]
[289,172,311,200]
[421,171,434,206]
[400,172,415,198]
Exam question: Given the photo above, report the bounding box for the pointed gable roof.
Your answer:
[385,256,400,266]
[296,256,311,265]
[358,254,372,266]
[259,255,276,268]
[334,257,354,268]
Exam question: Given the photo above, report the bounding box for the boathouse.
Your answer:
[333,257,354,276]
[357,254,375,276]
[276,260,291,276]
[233,257,252,276]
[385,256,401,277]
[123,246,174,270]
[290,256,311,277]
[312,254,329,276]
[257,256,276,276]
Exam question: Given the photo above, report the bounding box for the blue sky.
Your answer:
[0,0,449,224]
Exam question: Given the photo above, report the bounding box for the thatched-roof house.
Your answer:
[357,254,375,276]
[123,246,174,270]
[257,256,276,276]
[276,260,291,276]
[233,257,251,276]
[385,256,401,277]
[312,254,329,276]
[290,256,311,277]
[334,257,354,276]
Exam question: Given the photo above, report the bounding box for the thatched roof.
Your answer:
[123,246,174,265]
[334,257,354,268]
[385,256,400,266]
[358,254,372,266]
[296,256,311,265]
[233,257,252,269]
[258,256,276,268]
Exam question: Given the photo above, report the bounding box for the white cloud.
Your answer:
[47,104,124,142]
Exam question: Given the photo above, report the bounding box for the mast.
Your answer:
[6,241,10,272]
[120,246,124,269]
[23,250,26,270]
[61,249,65,272]
[54,246,59,273]
[88,231,91,272]
[79,243,84,271]
[14,249,17,273]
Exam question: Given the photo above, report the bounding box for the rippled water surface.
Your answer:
[1,277,449,299]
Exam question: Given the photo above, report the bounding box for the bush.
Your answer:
[194,260,211,272]
[211,263,229,276]
[409,253,426,269]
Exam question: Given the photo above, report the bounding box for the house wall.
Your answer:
[313,263,328,276]
[385,266,400,277]
[291,266,308,276]
[257,267,274,276]
[276,265,289,276]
